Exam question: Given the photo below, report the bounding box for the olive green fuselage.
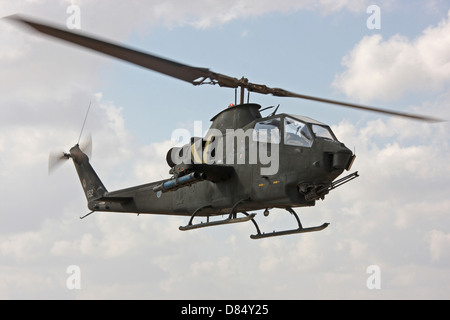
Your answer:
[73,104,353,217]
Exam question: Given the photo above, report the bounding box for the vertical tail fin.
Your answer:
[69,144,107,202]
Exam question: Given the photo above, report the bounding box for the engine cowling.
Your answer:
[166,137,205,168]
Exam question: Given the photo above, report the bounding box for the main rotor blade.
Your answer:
[5,14,215,84]
[6,14,443,122]
[245,84,444,123]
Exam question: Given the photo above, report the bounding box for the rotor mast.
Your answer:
[239,77,248,105]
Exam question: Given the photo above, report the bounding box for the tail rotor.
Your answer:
[48,135,92,175]
[48,150,71,174]
[48,102,93,174]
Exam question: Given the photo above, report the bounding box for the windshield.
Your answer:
[311,124,336,141]
[284,117,313,147]
[252,118,281,144]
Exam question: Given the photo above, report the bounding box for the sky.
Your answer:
[0,0,449,300]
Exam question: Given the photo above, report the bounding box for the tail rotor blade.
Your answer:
[48,150,69,175]
[48,135,92,175]
[80,133,92,159]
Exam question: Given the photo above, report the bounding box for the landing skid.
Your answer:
[250,223,329,239]
[179,198,255,231]
[180,201,328,239]
[179,212,256,231]
[250,207,329,239]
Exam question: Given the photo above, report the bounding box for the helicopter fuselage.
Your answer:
[9,14,436,238]
[76,104,355,218]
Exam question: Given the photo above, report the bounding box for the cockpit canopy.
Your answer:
[252,114,338,146]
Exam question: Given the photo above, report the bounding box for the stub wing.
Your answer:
[190,163,234,182]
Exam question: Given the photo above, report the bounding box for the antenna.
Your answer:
[269,104,280,117]
[78,101,91,145]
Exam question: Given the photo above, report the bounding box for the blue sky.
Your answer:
[0,0,450,300]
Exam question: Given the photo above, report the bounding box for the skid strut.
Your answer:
[249,207,329,240]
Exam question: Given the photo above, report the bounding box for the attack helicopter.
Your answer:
[7,15,442,239]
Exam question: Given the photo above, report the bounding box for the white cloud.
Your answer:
[1,0,371,35]
[333,10,450,102]
[317,0,369,14]
[426,230,450,262]
[143,0,370,29]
